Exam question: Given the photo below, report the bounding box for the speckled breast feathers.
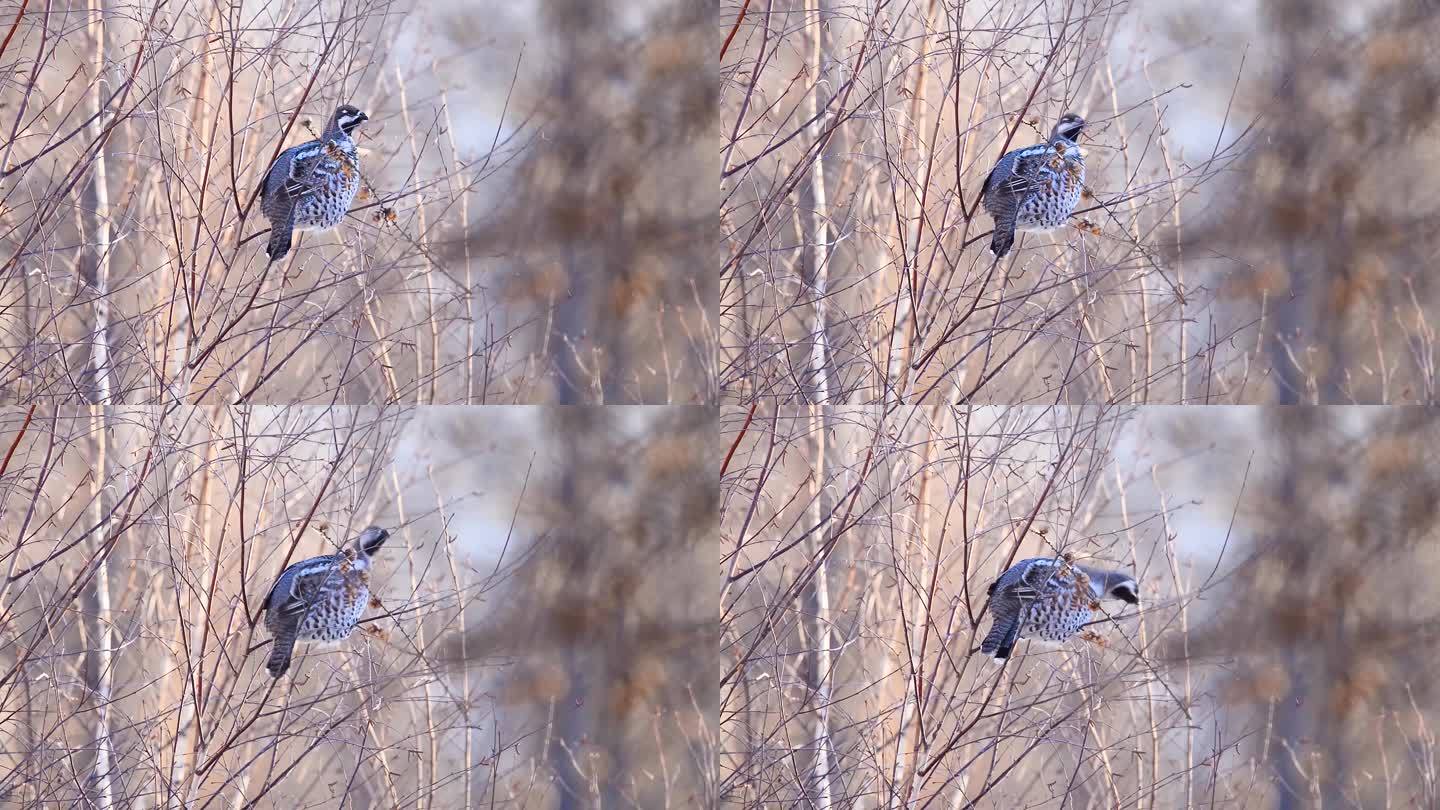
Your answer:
[259,104,369,262]
[979,554,1138,662]
[981,112,1087,258]
[261,526,389,677]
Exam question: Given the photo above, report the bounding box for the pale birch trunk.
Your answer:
[803,3,834,806]
[84,0,117,803]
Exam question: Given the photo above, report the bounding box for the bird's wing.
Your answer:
[983,146,1049,205]
[263,552,343,616]
[261,140,324,199]
[980,155,1009,201]
[988,557,1061,602]
[986,581,1024,619]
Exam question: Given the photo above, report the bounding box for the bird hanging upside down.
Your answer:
[979,554,1138,662]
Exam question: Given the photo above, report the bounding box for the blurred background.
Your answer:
[720,0,1440,405]
[0,404,714,807]
[721,403,1440,807]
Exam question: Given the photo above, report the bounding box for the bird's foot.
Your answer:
[360,623,389,641]
[1079,629,1106,645]
[1074,218,1101,236]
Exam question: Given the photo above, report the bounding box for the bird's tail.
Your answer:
[989,225,1015,259]
[266,220,293,262]
[267,623,299,678]
[979,617,1021,661]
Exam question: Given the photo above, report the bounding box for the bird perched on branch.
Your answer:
[981,112,1087,258]
[261,526,390,678]
[259,104,369,262]
[979,554,1137,662]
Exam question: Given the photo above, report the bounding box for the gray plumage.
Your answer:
[259,104,370,262]
[979,555,1138,662]
[981,112,1087,258]
[262,526,389,678]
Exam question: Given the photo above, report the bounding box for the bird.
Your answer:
[978,555,1138,662]
[980,112,1087,258]
[261,525,390,678]
[259,104,370,262]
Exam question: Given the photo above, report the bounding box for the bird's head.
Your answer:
[1079,564,1139,605]
[335,104,370,136]
[1052,112,1086,143]
[1107,579,1139,605]
[1099,572,1139,605]
[354,526,390,557]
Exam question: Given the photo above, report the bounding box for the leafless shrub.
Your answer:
[722,402,1244,806]
[0,405,713,807]
[719,0,1440,806]
[721,0,1246,409]
[0,0,713,404]
[719,404,1440,808]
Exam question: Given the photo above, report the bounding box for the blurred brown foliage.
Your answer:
[1193,1,1440,402]
[1176,409,1440,808]
[458,406,717,807]
[457,0,718,404]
